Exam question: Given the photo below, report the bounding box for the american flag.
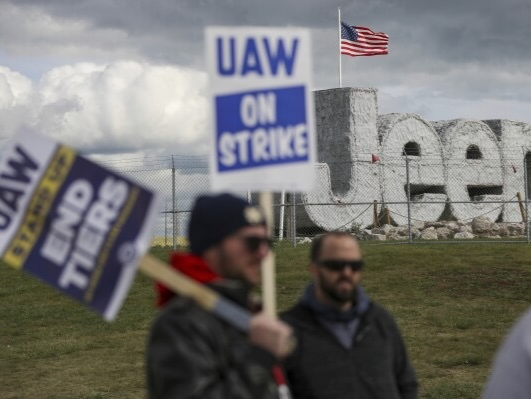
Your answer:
[341,22,389,57]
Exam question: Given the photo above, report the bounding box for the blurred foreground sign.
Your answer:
[205,26,316,192]
[0,131,159,320]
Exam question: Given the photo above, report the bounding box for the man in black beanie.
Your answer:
[147,193,293,399]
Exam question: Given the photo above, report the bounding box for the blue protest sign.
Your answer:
[0,131,160,320]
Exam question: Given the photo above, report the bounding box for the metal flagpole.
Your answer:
[338,7,342,88]
[172,155,176,250]
[524,151,530,243]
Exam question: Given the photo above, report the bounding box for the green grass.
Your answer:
[2,243,531,398]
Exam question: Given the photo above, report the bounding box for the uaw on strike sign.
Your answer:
[206,27,316,192]
[0,131,159,320]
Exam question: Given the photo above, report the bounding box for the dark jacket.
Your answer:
[281,301,418,399]
[147,253,279,399]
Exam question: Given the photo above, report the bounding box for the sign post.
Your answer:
[206,27,316,315]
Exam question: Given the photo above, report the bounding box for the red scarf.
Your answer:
[156,252,220,308]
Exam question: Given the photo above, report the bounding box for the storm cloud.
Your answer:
[1,0,530,157]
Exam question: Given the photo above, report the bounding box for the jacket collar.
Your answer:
[156,252,255,310]
[300,282,370,322]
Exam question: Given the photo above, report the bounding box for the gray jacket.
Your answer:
[482,307,531,399]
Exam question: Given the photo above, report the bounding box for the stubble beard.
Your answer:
[319,274,358,305]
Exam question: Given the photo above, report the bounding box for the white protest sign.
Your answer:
[205,27,316,192]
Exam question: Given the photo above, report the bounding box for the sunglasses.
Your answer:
[238,236,274,252]
[317,259,364,272]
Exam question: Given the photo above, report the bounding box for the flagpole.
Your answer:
[338,7,342,88]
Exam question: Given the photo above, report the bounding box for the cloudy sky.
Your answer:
[1,0,530,159]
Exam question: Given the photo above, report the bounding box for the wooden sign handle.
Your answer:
[259,191,277,317]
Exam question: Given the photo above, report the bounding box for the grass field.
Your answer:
[2,242,531,398]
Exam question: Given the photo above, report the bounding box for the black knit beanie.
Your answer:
[188,193,266,255]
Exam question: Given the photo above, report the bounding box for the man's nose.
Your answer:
[339,264,353,275]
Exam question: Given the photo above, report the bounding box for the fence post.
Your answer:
[406,156,412,244]
[165,200,168,247]
[291,192,297,247]
[279,191,286,240]
[172,156,177,250]
[373,200,379,227]
[524,155,529,244]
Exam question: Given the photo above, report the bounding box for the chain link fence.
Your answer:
[106,153,531,248]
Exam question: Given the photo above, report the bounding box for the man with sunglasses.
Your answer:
[281,232,418,399]
[147,193,293,399]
